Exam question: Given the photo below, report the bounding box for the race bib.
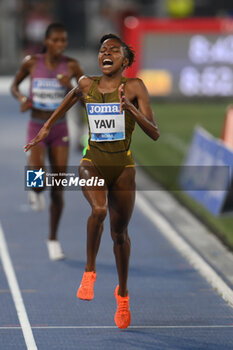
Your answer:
[86,103,125,142]
[32,78,66,111]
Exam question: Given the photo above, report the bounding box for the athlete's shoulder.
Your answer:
[125,77,146,92]
[64,55,82,67]
[79,75,99,85]
[78,75,92,84]
[65,56,80,66]
[73,75,94,98]
[125,77,144,86]
[64,56,83,77]
[21,54,38,70]
[76,75,94,91]
[88,75,101,81]
[22,54,36,62]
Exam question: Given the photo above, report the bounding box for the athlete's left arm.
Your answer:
[120,79,160,140]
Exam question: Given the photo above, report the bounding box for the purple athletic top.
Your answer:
[30,54,69,111]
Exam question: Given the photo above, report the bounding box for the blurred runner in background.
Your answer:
[11,22,83,260]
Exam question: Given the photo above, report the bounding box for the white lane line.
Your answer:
[136,192,233,308]
[0,325,233,330]
[161,133,188,153]
[0,223,38,350]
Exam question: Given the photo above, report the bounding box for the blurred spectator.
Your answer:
[104,0,139,36]
[86,0,139,49]
[86,1,117,49]
[56,0,86,49]
[23,1,54,54]
[194,0,233,17]
[166,0,195,18]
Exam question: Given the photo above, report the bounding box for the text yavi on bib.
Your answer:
[86,103,125,142]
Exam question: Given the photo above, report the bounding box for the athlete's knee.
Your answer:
[92,205,107,222]
[112,230,129,246]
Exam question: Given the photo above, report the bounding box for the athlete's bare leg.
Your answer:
[27,145,46,212]
[109,167,135,297]
[28,144,46,192]
[79,160,108,272]
[48,145,69,240]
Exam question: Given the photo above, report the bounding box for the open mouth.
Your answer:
[102,59,113,67]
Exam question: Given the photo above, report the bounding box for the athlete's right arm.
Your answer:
[24,76,92,152]
[43,75,91,128]
[11,56,34,112]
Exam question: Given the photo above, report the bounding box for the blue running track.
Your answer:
[1,96,233,350]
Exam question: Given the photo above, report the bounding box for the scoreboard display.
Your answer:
[123,18,233,98]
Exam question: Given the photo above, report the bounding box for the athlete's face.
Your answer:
[98,39,129,75]
[45,30,68,56]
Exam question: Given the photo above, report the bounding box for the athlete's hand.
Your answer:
[57,73,73,90]
[24,126,50,152]
[19,96,32,112]
[118,84,131,113]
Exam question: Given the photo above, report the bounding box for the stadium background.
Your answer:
[1,0,233,248]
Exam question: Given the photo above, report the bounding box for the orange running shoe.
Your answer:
[77,271,96,300]
[114,285,131,329]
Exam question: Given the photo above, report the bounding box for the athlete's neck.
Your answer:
[44,53,62,69]
[98,74,122,94]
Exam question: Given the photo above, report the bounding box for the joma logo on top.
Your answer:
[88,103,121,115]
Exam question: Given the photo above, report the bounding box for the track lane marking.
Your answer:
[0,222,38,350]
[136,192,233,308]
[0,325,233,330]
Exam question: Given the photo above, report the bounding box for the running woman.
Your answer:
[24,34,160,328]
[11,23,83,260]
